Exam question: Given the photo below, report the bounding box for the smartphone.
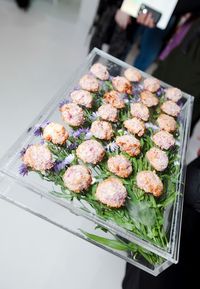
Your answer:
[138,3,162,25]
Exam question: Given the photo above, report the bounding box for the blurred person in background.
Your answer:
[153,14,200,132]
[89,0,178,71]
[112,8,177,71]
[111,0,200,71]
[89,0,200,72]
[89,0,129,60]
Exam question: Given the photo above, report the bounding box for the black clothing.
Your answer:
[89,0,133,59]
[185,156,200,212]
[154,18,200,131]
[174,0,200,15]
[89,0,200,60]
[15,0,30,9]
[122,157,200,289]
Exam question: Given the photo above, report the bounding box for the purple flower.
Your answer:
[74,85,81,90]
[99,79,111,92]
[67,142,78,150]
[122,93,129,103]
[84,131,92,140]
[19,163,29,176]
[59,99,69,109]
[72,127,90,138]
[98,80,104,87]
[33,120,50,136]
[132,84,143,95]
[129,95,141,104]
[156,86,165,97]
[53,154,75,172]
[19,144,31,157]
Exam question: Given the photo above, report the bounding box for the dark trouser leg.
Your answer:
[134,17,176,71]
[134,26,165,71]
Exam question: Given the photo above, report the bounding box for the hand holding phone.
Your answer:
[137,4,162,27]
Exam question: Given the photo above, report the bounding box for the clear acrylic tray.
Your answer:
[0,48,193,275]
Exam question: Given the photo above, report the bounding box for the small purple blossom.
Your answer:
[67,143,78,150]
[19,144,31,157]
[59,99,69,109]
[72,127,90,138]
[100,81,109,92]
[74,85,81,90]
[129,95,141,104]
[84,131,92,140]
[53,154,75,172]
[98,80,104,87]
[122,93,130,104]
[156,86,165,97]
[132,84,143,94]
[108,75,113,81]
[19,163,29,176]
[121,93,128,98]
[33,120,50,136]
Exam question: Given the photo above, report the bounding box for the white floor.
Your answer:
[0,1,125,289]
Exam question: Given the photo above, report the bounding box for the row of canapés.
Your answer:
[20,63,182,209]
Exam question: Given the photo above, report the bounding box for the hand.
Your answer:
[115,9,131,30]
[136,12,155,28]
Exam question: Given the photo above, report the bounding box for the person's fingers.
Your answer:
[137,12,155,28]
[136,12,145,24]
[145,13,155,28]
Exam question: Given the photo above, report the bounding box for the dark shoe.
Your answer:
[15,0,30,10]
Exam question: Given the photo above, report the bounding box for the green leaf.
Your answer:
[81,231,129,251]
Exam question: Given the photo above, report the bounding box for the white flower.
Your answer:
[145,122,158,131]
[106,142,118,152]
[124,98,130,104]
[84,131,93,140]
[92,177,97,184]
[65,154,75,164]
[89,112,98,121]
